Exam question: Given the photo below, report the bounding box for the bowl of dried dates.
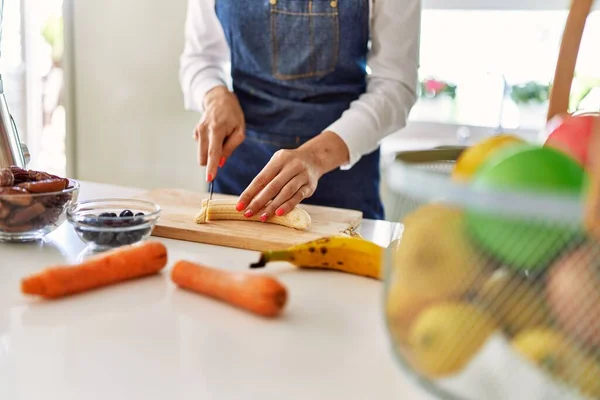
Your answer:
[66,198,161,251]
[0,166,80,242]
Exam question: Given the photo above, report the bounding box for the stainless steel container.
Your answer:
[0,0,30,169]
[0,75,29,169]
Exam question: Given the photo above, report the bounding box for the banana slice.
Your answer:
[194,199,311,230]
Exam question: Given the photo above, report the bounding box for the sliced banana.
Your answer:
[194,199,311,230]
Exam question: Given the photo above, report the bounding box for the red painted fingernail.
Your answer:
[236,201,245,212]
[219,156,226,168]
[206,173,213,183]
[276,208,284,216]
[260,213,268,222]
[244,210,253,218]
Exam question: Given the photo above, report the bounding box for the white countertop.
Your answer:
[0,181,435,400]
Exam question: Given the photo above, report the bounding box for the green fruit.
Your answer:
[473,144,586,190]
[465,145,587,272]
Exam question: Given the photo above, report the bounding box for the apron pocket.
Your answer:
[270,0,339,80]
[244,129,306,149]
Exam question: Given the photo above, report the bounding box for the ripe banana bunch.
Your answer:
[194,199,311,230]
[250,236,384,279]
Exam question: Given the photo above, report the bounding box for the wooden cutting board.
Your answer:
[135,188,363,252]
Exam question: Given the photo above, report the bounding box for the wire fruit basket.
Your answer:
[382,1,600,399]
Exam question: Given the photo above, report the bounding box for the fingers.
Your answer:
[194,89,246,180]
[221,125,245,161]
[205,128,225,182]
[270,185,310,219]
[194,88,246,178]
[243,168,296,217]
[237,157,290,216]
[193,125,200,163]
[195,120,244,181]
[243,162,307,218]
[258,176,308,221]
[198,124,209,167]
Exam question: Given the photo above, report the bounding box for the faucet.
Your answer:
[0,0,30,169]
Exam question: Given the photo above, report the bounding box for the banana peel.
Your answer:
[250,235,384,279]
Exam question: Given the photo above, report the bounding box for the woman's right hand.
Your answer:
[194,85,246,182]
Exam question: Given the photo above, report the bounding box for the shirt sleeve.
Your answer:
[179,0,231,113]
[325,0,421,170]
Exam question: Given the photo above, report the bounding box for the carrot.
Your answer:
[171,260,287,318]
[21,241,168,299]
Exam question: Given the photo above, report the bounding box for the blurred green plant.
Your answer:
[419,78,457,100]
[41,14,63,64]
[569,74,600,111]
[417,73,599,114]
[510,81,550,105]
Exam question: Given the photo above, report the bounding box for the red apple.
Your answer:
[544,114,597,170]
[546,243,600,348]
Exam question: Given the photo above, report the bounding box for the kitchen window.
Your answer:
[1,0,25,152]
[1,0,66,176]
[380,0,600,221]
[398,1,600,145]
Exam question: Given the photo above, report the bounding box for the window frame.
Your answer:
[422,0,600,11]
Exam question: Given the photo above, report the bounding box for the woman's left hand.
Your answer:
[236,131,349,221]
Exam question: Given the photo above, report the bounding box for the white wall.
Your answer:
[64,0,204,191]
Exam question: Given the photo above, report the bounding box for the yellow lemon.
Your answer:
[475,269,551,336]
[394,204,486,296]
[512,328,600,398]
[452,133,526,181]
[388,204,491,349]
[385,279,454,343]
[401,203,463,227]
[408,301,498,377]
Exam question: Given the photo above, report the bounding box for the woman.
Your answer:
[179,0,420,220]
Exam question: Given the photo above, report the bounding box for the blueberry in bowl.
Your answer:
[67,198,161,250]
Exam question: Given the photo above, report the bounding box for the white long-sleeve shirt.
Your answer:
[179,0,421,169]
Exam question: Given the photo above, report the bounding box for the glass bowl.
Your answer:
[67,198,161,251]
[0,179,80,242]
[382,147,600,400]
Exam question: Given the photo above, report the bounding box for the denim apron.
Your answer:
[213,0,384,220]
